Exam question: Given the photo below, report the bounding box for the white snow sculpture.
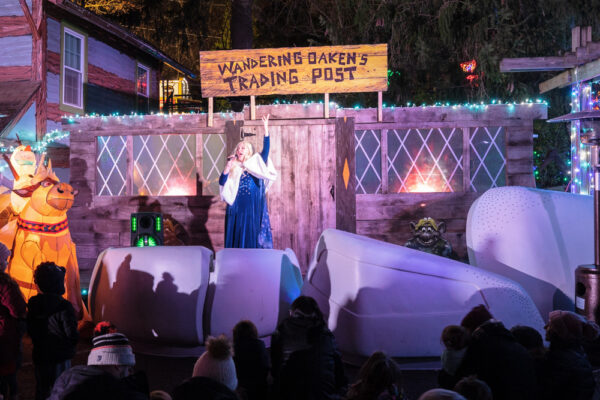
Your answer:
[301,229,544,357]
[208,248,302,338]
[88,246,303,355]
[467,186,594,320]
[88,246,213,356]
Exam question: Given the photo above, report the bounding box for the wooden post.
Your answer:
[18,0,39,40]
[126,135,133,196]
[250,95,256,120]
[335,116,356,233]
[377,91,383,122]
[581,26,589,48]
[462,127,471,192]
[208,97,213,127]
[324,93,329,118]
[225,120,242,158]
[573,26,581,52]
[381,128,388,193]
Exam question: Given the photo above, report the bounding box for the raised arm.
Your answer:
[260,114,270,162]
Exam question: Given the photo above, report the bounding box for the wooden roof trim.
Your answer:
[47,0,196,78]
[500,56,578,72]
[18,0,40,40]
[0,81,41,138]
[539,58,600,93]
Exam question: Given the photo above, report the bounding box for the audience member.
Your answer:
[455,304,537,400]
[271,295,347,400]
[172,376,238,400]
[418,388,466,400]
[27,262,79,400]
[0,243,26,400]
[232,320,269,400]
[438,325,469,389]
[510,324,546,395]
[346,351,404,400]
[541,310,599,400]
[583,304,600,367]
[453,375,492,400]
[47,326,149,399]
[193,335,238,391]
[150,389,173,400]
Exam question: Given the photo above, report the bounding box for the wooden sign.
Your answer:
[199,44,387,97]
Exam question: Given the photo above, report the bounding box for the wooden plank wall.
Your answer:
[0,0,33,82]
[67,111,338,283]
[343,105,546,260]
[65,103,546,283]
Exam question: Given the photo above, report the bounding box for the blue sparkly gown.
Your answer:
[219,136,273,248]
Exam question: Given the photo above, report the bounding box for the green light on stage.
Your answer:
[135,235,158,247]
[131,216,137,232]
[155,216,162,232]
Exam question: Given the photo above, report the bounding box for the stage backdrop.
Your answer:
[65,103,546,286]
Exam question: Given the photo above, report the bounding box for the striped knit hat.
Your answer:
[88,332,136,366]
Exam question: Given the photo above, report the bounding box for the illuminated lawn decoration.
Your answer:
[2,160,87,320]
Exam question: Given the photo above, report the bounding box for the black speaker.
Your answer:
[131,212,164,247]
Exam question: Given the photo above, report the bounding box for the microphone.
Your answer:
[227,155,236,161]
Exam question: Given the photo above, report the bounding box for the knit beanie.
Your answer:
[192,335,237,391]
[460,305,493,333]
[88,332,136,366]
[418,389,467,400]
[546,310,600,343]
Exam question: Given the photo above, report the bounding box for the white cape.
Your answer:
[219,153,277,206]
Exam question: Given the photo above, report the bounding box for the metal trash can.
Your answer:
[575,265,600,321]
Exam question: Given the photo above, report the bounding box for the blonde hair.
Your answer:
[235,141,254,157]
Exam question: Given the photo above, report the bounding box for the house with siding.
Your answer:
[0,0,193,176]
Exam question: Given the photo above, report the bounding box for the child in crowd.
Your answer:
[346,351,404,400]
[438,325,469,389]
[271,295,347,400]
[453,375,492,400]
[27,262,79,400]
[193,334,238,391]
[0,243,26,400]
[48,323,149,399]
[232,320,269,400]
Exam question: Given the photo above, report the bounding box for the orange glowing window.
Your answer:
[137,64,149,97]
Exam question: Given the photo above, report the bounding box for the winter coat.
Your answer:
[234,338,270,400]
[271,315,347,400]
[455,320,538,400]
[47,365,149,400]
[0,272,26,373]
[27,293,78,364]
[542,341,595,400]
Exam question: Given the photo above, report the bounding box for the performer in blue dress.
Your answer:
[219,115,277,248]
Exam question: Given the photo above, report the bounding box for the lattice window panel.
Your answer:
[355,129,382,194]
[202,134,226,196]
[387,128,463,193]
[469,127,506,192]
[132,134,196,196]
[96,136,127,196]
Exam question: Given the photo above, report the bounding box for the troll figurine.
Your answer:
[405,217,453,258]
